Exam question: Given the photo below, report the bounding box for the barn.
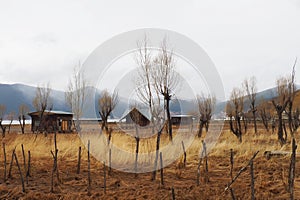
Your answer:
[120,107,151,127]
[28,110,73,133]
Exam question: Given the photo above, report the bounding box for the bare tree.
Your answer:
[65,64,87,132]
[98,89,118,133]
[286,60,297,136]
[227,88,244,142]
[0,104,6,137]
[243,76,258,133]
[257,101,272,132]
[196,93,216,137]
[135,35,156,135]
[18,104,29,134]
[153,38,179,141]
[32,83,52,133]
[293,108,300,131]
[134,36,165,179]
[7,111,15,134]
[272,76,290,145]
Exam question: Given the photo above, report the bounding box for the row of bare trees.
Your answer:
[227,61,299,144]
[0,104,30,136]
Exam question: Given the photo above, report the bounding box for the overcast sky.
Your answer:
[0,0,300,99]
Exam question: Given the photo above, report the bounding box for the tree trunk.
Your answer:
[134,126,140,176]
[237,116,242,143]
[205,121,209,132]
[198,121,204,138]
[166,98,172,141]
[277,112,285,145]
[152,129,162,181]
[252,110,257,134]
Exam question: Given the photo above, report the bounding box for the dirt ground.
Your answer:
[0,123,299,199]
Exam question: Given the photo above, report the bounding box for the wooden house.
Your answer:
[28,110,73,133]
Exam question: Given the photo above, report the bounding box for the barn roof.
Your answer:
[171,114,194,118]
[28,110,73,116]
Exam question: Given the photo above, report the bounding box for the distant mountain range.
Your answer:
[0,83,299,119]
[0,83,129,119]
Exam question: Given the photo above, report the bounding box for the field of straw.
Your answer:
[0,122,299,199]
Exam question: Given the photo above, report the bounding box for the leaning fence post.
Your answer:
[250,160,255,200]
[3,143,7,182]
[8,147,16,179]
[225,151,259,192]
[14,152,25,192]
[21,144,26,175]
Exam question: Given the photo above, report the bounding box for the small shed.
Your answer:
[28,110,73,133]
[171,114,193,125]
[120,107,151,127]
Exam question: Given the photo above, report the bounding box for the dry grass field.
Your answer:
[0,122,299,199]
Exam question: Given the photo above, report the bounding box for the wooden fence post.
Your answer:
[203,141,209,183]
[230,187,236,200]
[77,146,81,174]
[26,150,30,185]
[230,149,234,181]
[54,132,60,183]
[160,152,164,186]
[50,150,56,193]
[103,161,106,194]
[50,132,60,193]
[181,141,186,167]
[109,148,112,176]
[171,187,175,200]
[196,168,200,186]
[87,140,91,196]
[288,138,297,200]
[134,137,139,177]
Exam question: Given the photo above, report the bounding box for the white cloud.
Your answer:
[0,0,299,99]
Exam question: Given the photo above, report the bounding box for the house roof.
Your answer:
[28,110,73,116]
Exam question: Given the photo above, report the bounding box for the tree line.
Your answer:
[226,60,299,144]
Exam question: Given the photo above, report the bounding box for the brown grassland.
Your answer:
[0,122,299,200]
